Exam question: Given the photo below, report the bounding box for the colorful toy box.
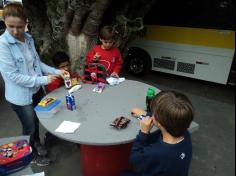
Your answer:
[0,140,33,175]
[34,98,62,118]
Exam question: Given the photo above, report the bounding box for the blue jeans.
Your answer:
[10,87,45,146]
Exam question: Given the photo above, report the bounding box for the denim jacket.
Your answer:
[0,30,60,105]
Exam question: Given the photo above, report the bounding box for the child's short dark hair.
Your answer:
[99,25,116,41]
[151,90,194,137]
[52,51,70,67]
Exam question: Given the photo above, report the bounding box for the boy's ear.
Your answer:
[153,117,161,128]
[157,122,162,128]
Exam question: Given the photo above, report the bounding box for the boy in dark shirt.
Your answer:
[124,90,194,176]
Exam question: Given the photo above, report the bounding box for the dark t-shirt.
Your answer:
[130,130,192,176]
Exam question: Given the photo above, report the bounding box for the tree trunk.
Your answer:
[22,0,154,74]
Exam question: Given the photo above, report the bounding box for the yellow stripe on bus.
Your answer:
[145,25,235,49]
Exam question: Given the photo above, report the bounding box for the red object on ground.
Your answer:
[80,143,133,176]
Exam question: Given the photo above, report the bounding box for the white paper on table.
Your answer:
[106,77,125,86]
[55,121,81,133]
[22,172,45,176]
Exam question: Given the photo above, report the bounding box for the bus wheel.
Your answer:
[126,48,151,76]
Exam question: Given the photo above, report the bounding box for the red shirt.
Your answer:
[86,45,123,75]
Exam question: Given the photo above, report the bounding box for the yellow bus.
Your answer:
[125,0,235,85]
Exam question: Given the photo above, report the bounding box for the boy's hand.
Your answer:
[93,53,100,62]
[140,117,153,134]
[131,108,146,118]
[110,72,119,78]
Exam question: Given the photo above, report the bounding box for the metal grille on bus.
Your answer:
[154,58,175,70]
[177,62,195,74]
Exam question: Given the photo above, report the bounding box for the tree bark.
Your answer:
[22,0,153,73]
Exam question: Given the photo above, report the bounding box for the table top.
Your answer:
[37,79,160,146]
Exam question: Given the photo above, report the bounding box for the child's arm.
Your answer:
[112,48,123,75]
[129,130,162,173]
[86,47,99,63]
[47,77,63,93]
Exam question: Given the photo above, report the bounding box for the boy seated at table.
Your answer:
[47,51,81,92]
[122,90,194,176]
[85,25,123,81]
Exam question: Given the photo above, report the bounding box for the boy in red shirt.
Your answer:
[47,51,80,92]
[86,25,123,78]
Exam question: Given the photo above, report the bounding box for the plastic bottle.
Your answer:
[146,88,155,112]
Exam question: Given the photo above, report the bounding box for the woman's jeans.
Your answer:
[10,88,45,146]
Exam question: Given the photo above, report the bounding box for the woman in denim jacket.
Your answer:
[0,3,67,165]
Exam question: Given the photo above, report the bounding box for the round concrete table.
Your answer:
[37,79,160,176]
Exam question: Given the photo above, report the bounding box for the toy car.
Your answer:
[38,97,56,107]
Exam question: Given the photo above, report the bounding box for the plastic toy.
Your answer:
[93,82,106,93]
[38,97,56,107]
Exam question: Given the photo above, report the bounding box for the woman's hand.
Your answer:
[47,75,59,84]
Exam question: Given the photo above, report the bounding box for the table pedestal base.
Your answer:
[81,143,132,176]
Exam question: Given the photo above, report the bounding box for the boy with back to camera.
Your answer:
[86,25,123,79]
[123,90,194,176]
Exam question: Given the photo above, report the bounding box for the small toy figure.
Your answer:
[93,82,106,93]
[71,77,79,86]
[64,73,72,89]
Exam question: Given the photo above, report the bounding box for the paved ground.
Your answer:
[0,70,235,176]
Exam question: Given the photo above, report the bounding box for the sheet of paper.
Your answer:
[55,121,81,133]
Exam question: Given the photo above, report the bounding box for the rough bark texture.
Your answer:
[22,0,154,73]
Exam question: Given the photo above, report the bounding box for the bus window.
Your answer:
[125,0,235,85]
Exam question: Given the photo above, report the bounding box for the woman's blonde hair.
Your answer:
[3,2,27,22]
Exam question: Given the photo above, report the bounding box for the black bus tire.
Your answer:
[125,47,151,76]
